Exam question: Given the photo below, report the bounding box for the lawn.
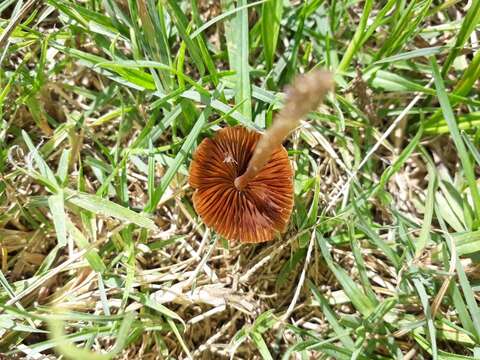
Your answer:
[1,0,480,359]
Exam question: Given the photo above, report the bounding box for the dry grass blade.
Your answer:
[0,0,39,50]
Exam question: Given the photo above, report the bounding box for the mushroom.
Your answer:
[189,70,334,243]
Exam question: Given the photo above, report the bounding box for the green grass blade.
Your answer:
[47,191,67,247]
[462,133,480,167]
[66,219,106,273]
[338,0,372,72]
[430,58,480,226]
[146,105,212,212]
[437,209,480,341]
[165,0,206,75]
[441,0,480,75]
[65,189,156,230]
[309,280,355,348]
[261,0,283,70]
[415,159,437,254]
[190,0,266,39]
[316,232,375,316]
[412,278,437,359]
[22,130,59,190]
[426,50,480,127]
[221,0,252,121]
[374,46,444,65]
[250,331,273,360]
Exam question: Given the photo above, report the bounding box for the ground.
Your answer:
[1,0,480,359]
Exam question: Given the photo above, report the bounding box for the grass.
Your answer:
[0,0,480,359]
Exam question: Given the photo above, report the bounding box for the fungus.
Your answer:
[189,70,334,243]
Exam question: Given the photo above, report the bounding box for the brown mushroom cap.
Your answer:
[189,126,294,243]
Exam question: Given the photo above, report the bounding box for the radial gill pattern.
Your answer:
[189,126,294,243]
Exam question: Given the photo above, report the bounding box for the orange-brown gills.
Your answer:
[189,126,294,243]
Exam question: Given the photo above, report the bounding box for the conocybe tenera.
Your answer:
[189,70,334,243]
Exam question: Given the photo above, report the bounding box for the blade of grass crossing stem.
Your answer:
[221,0,252,121]
[261,0,283,70]
[337,0,372,72]
[48,191,67,247]
[146,106,212,212]
[430,58,480,227]
[424,113,480,135]
[412,277,437,360]
[309,280,355,348]
[442,0,480,75]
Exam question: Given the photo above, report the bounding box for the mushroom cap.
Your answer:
[189,126,294,243]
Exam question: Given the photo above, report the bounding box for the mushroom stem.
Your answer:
[234,70,334,191]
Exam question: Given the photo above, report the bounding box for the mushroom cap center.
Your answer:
[189,126,294,243]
